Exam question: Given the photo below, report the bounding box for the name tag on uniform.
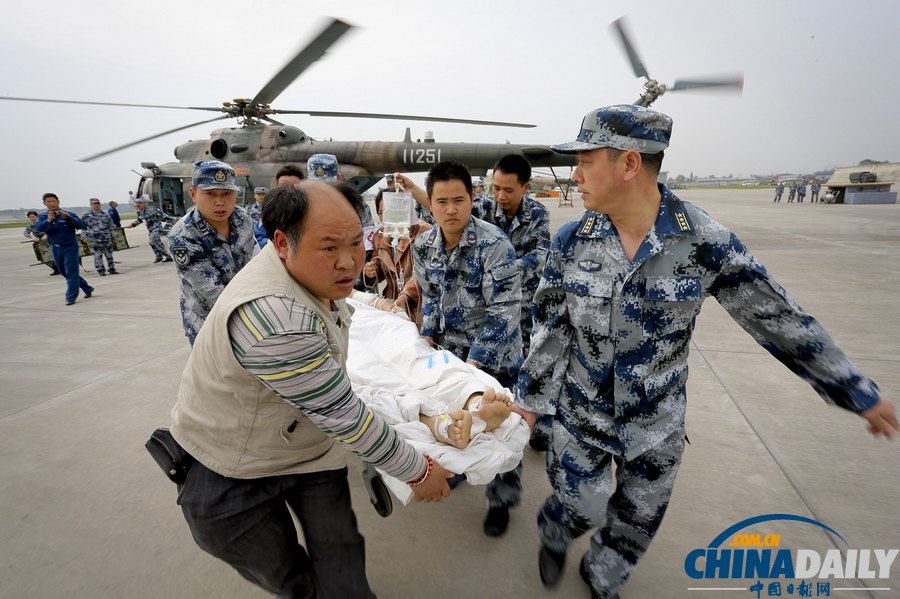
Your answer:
[577,260,602,272]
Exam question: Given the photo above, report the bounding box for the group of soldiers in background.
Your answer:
[773,179,822,203]
[24,194,180,286]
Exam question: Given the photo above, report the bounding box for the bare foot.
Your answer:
[474,388,512,432]
[424,410,473,449]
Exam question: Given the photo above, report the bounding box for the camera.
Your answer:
[52,210,63,217]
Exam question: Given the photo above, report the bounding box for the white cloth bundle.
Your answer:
[346,297,529,504]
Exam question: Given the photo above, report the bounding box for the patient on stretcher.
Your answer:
[349,291,516,449]
[346,291,529,502]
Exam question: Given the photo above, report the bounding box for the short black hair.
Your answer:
[42,193,58,202]
[492,154,531,185]
[374,188,385,214]
[275,163,305,183]
[262,182,365,251]
[26,210,38,217]
[425,160,473,198]
[262,185,309,250]
[334,181,367,225]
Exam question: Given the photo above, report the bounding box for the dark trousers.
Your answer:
[178,463,376,599]
[483,369,523,508]
[51,243,92,303]
[539,424,684,598]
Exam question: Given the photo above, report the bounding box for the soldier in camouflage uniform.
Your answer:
[24,210,59,275]
[167,160,256,345]
[787,181,797,203]
[413,161,524,535]
[478,155,553,454]
[513,105,897,599]
[796,180,807,203]
[246,186,267,222]
[127,197,176,262]
[810,180,821,202]
[82,198,117,276]
[773,181,784,202]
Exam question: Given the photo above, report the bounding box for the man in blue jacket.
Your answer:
[35,193,94,305]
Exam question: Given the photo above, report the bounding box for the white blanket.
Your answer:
[346,298,529,504]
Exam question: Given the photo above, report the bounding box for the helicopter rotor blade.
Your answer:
[670,75,744,92]
[273,109,535,128]
[262,116,287,126]
[250,18,352,108]
[0,95,222,112]
[78,115,231,162]
[611,17,649,80]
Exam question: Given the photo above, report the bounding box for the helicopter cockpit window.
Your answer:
[210,138,228,159]
[276,126,305,146]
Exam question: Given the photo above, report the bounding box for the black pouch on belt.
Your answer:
[145,427,194,485]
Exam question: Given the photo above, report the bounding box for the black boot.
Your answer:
[483,506,509,536]
[539,545,566,586]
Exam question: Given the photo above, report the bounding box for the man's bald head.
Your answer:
[263,180,362,251]
[270,180,366,303]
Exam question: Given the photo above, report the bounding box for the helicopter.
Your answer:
[2,18,576,216]
[2,17,741,217]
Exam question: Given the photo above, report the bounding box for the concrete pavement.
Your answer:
[1,189,897,598]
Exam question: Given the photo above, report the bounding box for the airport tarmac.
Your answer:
[1,189,898,599]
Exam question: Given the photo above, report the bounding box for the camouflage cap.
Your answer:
[254,186,269,194]
[551,104,672,154]
[307,153,339,182]
[472,177,484,187]
[191,160,240,191]
[89,197,100,204]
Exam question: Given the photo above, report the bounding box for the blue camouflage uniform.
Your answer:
[787,182,797,202]
[413,216,523,380]
[132,204,176,260]
[518,188,880,597]
[810,181,821,202]
[414,216,524,513]
[35,209,94,304]
[167,205,256,345]
[797,181,807,202]
[773,181,784,203]
[476,193,551,510]
[470,193,494,221]
[82,206,116,274]
[478,194,551,350]
[245,202,263,223]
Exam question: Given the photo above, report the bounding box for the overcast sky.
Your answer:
[1,0,898,210]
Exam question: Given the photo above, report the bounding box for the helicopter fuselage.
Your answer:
[134,124,576,216]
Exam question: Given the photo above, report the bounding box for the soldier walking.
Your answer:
[127,196,176,262]
[82,198,117,276]
[413,161,524,535]
[773,181,784,202]
[513,104,897,599]
[797,180,807,203]
[787,181,797,203]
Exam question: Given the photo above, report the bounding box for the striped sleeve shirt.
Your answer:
[227,293,427,483]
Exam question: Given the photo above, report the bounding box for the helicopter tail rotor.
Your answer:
[611,16,743,108]
[670,75,744,92]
